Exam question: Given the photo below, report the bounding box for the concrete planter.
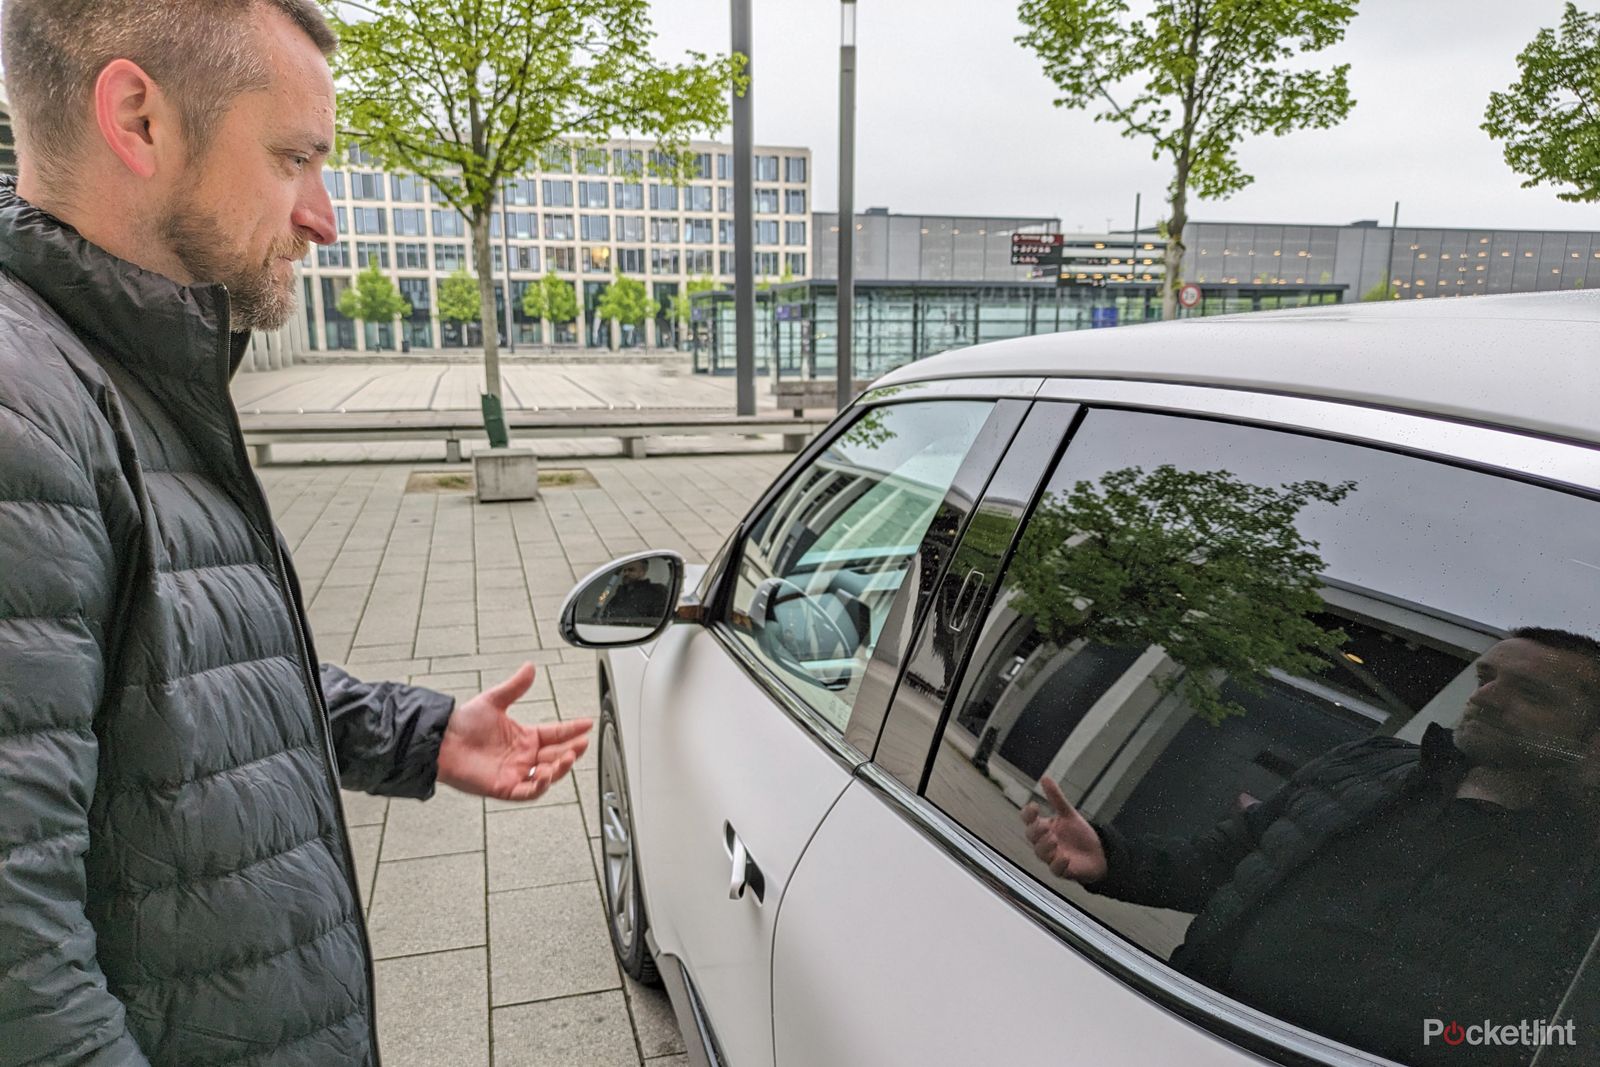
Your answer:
[473,447,539,502]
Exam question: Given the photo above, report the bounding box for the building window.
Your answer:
[353,207,387,234]
[578,181,609,209]
[651,249,680,274]
[393,208,426,236]
[784,155,806,183]
[718,219,734,246]
[434,243,466,271]
[322,170,345,199]
[685,218,713,244]
[718,251,734,275]
[692,152,712,179]
[334,206,348,235]
[754,155,779,181]
[785,252,806,275]
[395,242,428,270]
[785,220,807,246]
[583,246,612,273]
[613,149,643,177]
[504,211,537,240]
[718,186,731,214]
[649,184,679,211]
[615,182,644,210]
[754,251,779,275]
[754,188,778,214]
[785,189,806,215]
[542,143,572,173]
[755,220,779,245]
[430,209,464,237]
[317,241,351,268]
[512,246,540,272]
[502,178,536,206]
[686,185,713,213]
[355,241,390,268]
[346,144,377,167]
[548,246,576,273]
[581,214,611,242]
[618,216,645,243]
[577,146,607,174]
[492,246,504,272]
[685,249,714,275]
[542,180,573,208]
[389,174,426,202]
[651,217,680,244]
[617,248,646,274]
[544,213,575,241]
[349,171,384,200]
[716,152,731,180]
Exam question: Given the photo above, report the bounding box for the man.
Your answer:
[0,3,591,1064]
[598,559,670,626]
[1023,628,1600,1065]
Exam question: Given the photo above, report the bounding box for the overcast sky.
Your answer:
[651,0,1599,233]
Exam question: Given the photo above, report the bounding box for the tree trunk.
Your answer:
[471,209,502,400]
[1162,174,1189,322]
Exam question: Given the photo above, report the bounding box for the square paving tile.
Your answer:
[625,975,685,1060]
[381,787,485,862]
[491,990,638,1067]
[486,804,593,893]
[488,880,617,1006]
[376,947,489,1067]
[368,852,486,959]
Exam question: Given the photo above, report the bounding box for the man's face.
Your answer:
[1455,638,1600,771]
[620,561,649,583]
[155,9,336,330]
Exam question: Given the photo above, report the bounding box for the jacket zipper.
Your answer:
[211,288,384,1065]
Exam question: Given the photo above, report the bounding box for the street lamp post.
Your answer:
[731,0,756,415]
[836,0,856,411]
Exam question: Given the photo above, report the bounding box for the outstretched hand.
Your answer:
[1020,776,1108,884]
[437,663,593,801]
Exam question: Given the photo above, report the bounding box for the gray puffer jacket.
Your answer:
[0,179,455,1066]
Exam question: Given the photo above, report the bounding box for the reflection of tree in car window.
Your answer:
[1005,464,1356,725]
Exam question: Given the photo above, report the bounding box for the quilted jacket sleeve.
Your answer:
[0,404,150,1065]
[321,665,455,799]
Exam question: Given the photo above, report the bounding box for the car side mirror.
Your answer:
[558,551,686,648]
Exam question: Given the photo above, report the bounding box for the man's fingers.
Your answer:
[537,718,594,745]
[1020,801,1039,825]
[1050,855,1074,879]
[1039,776,1073,818]
[483,663,537,711]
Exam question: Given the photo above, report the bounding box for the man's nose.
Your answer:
[294,172,338,246]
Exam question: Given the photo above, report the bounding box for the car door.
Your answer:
[636,387,1033,1067]
[774,395,1600,1067]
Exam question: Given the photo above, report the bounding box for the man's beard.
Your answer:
[157,188,308,332]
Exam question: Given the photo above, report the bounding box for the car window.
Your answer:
[726,400,996,733]
[925,408,1600,1066]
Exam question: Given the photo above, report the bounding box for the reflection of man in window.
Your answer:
[1022,627,1600,1066]
[598,560,669,627]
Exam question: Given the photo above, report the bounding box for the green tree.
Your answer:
[670,274,716,326]
[1005,464,1355,725]
[1483,3,1600,203]
[336,259,412,347]
[437,268,482,329]
[1016,0,1357,321]
[1361,277,1398,302]
[594,274,658,348]
[521,272,579,331]
[328,0,745,399]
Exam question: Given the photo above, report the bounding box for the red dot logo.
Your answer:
[1443,1021,1467,1046]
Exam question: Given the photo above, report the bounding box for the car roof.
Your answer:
[871,290,1600,447]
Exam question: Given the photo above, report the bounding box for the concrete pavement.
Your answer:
[263,451,789,1067]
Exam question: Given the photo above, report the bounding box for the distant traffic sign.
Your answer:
[1010,232,1065,265]
[1178,283,1203,309]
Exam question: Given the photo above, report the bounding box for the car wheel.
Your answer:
[598,689,661,987]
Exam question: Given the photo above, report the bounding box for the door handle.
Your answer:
[724,821,766,903]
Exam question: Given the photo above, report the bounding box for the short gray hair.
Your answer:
[2,0,336,179]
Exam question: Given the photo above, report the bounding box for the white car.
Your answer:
[560,291,1600,1067]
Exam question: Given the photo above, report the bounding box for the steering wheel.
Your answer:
[752,577,855,683]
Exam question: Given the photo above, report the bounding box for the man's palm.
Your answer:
[437,664,592,801]
[1021,776,1108,883]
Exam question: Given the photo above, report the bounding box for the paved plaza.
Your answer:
[262,451,790,1067]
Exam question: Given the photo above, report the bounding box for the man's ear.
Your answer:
[92,59,178,179]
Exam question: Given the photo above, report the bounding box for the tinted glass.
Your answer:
[726,401,995,733]
[927,409,1600,1066]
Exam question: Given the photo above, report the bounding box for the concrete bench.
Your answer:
[772,378,875,417]
[239,409,834,464]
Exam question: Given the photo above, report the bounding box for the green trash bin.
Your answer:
[480,392,510,449]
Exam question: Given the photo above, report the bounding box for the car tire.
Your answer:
[597,687,661,987]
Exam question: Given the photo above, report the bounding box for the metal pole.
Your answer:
[731,0,756,415]
[500,192,516,352]
[836,0,857,411]
[1385,200,1400,299]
